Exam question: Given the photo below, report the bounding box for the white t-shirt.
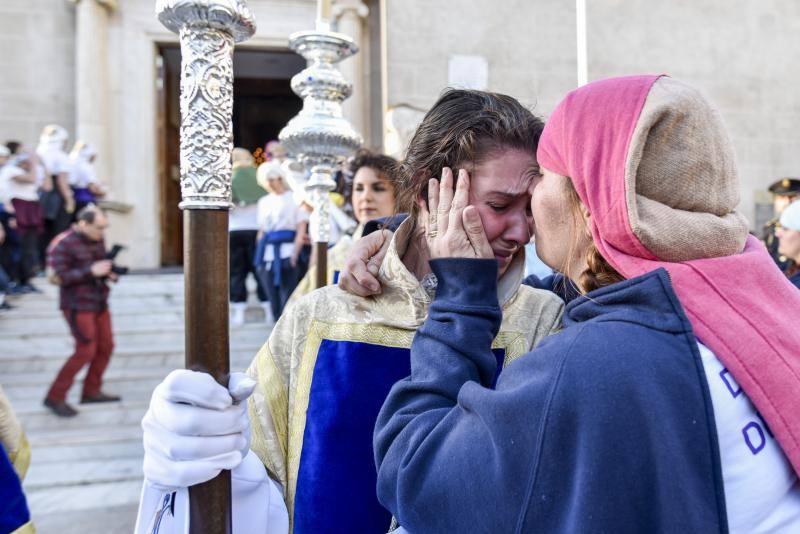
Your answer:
[229,203,259,232]
[257,191,307,262]
[0,164,39,202]
[699,342,800,532]
[69,161,99,188]
[37,149,71,177]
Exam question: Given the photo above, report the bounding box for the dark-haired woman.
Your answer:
[287,150,399,304]
[136,89,564,533]
[374,76,800,532]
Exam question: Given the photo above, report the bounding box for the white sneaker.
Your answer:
[230,302,247,327]
[261,302,274,324]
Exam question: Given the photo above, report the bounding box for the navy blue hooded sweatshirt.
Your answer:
[374,258,728,533]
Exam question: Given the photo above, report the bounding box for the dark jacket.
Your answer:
[789,271,800,290]
[521,272,581,303]
[47,229,109,311]
[374,259,727,533]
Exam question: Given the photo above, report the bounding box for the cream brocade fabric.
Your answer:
[246,219,564,524]
[0,385,30,481]
[285,226,363,308]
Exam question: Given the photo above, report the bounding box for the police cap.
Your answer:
[768,178,800,195]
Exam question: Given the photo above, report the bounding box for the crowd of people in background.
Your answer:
[228,140,399,324]
[0,125,105,317]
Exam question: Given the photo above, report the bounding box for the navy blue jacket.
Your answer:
[521,272,581,303]
[374,258,728,533]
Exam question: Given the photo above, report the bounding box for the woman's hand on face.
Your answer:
[422,168,493,260]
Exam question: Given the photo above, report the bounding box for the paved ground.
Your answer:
[0,273,272,533]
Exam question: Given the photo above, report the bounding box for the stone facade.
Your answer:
[0,0,796,267]
[587,0,800,231]
[384,0,576,120]
[0,1,76,146]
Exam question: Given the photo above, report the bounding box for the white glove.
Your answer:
[135,451,289,534]
[142,369,256,491]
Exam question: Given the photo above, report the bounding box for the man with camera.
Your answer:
[43,204,121,417]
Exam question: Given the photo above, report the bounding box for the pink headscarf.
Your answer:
[537,74,800,476]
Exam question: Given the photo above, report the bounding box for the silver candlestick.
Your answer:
[279,23,363,288]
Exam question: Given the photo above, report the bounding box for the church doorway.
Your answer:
[156,46,305,266]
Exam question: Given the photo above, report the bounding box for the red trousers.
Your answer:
[46,309,114,402]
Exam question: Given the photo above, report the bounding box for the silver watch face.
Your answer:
[421,272,438,298]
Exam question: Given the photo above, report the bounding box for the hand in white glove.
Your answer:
[142,369,257,491]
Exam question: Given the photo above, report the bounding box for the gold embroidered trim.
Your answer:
[494,331,527,366]
[10,434,30,481]
[251,342,289,486]
[11,520,35,534]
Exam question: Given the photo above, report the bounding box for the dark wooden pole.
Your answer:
[184,210,232,534]
[314,241,327,289]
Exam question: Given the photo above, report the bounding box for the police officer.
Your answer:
[775,199,800,289]
[763,177,800,271]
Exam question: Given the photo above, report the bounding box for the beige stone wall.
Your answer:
[384,0,577,123]
[587,0,800,229]
[0,0,75,149]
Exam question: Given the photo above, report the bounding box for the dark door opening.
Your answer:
[156,46,305,266]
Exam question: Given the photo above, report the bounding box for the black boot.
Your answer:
[44,398,79,417]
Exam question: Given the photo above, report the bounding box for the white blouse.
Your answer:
[256,192,307,262]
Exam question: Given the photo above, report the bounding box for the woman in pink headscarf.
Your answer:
[373,75,800,533]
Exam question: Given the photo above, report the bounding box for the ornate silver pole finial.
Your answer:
[156,0,256,209]
[279,22,362,287]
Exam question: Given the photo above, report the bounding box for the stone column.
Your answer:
[72,0,115,187]
[333,0,369,142]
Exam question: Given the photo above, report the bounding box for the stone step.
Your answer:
[3,302,180,320]
[0,348,258,375]
[1,295,186,313]
[0,319,271,340]
[0,308,271,335]
[24,478,143,515]
[8,272,263,300]
[3,283,183,299]
[25,456,144,490]
[6,364,195,386]
[2,327,270,358]
[0,310,185,335]
[5,357,256,403]
[25,422,142,448]
[20,401,148,432]
[31,438,143,464]
[16,276,185,295]
[30,503,139,534]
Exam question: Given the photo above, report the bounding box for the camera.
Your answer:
[106,244,129,276]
